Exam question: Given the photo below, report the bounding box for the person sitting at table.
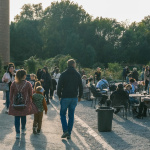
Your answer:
[125,82,139,114]
[96,77,108,94]
[110,84,129,114]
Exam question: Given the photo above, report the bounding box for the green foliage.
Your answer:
[92,63,105,69]
[10,1,150,68]
[24,56,38,74]
[108,63,122,72]
[45,54,66,71]
[10,20,43,65]
[107,63,122,80]
[59,55,73,72]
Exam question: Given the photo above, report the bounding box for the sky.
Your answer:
[10,0,150,24]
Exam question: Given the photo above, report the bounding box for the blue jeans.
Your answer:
[129,97,139,105]
[60,98,78,135]
[6,91,10,109]
[15,116,26,134]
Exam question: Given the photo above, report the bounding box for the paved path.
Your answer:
[51,97,150,150]
[0,92,86,150]
[1,91,150,150]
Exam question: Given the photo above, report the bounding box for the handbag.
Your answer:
[0,82,9,91]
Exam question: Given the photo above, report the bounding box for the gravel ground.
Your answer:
[51,97,150,150]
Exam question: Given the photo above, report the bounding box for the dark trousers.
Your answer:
[44,87,49,102]
[33,112,43,130]
[145,80,149,91]
[50,88,54,97]
[15,116,26,134]
[6,91,10,109]
[123,76,126,82]
[138,102,147,116]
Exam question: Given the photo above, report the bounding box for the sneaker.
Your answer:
[61,132,69,138]
[5,109,9,114]
[22,128,26,135]
[47,101,50,105]
[37,130,40,134]
[67,135,71,139]
[136,115,143,119]
[33,127,37,134]
[16,133,20,139]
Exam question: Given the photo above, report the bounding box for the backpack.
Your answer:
[13,82,27,110]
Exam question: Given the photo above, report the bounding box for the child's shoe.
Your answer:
[37,129,40,134]
[33,127,37,134]
[67,135,71,139]
[16,133,20,139]
[22,128,26,135]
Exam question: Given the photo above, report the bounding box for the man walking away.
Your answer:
[57,59,83,139]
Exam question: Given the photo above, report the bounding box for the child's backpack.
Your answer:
[13,82,27,110]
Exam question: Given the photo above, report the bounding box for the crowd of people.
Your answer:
[80,66,150,119]
[1,61,150,139]
[1,59,83,140]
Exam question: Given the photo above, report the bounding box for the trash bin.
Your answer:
[96,107,114,132]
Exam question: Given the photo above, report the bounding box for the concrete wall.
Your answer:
[0,0,10,65]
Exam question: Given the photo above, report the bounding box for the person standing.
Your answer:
[53,68,61,95]
[144,65,150,91]
[32,86,48,134]
[122,67,127,82]
[126,66,130,83]
[53,68,61,85]
[132,68,139,81]
[50,76,57,99]
[57,59,83,139]
[40,67,51,104]
[36,69,42,81]
[94,67,101,85]
[9,69,38,139]
[2,63,15,113]
[29,73,36,89]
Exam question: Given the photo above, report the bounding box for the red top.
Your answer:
[9,80,38,116]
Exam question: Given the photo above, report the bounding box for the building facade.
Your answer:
[0,0,10,65]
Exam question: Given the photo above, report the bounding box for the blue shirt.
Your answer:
[96,79,108,90]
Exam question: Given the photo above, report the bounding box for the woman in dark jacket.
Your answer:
[132,68,139,81]
[40,67,51,104]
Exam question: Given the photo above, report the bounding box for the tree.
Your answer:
[24,56,38,73]
[81,45,96,67]
[41,0,91,58]
[59,55,73,72]
[10,20,43,65]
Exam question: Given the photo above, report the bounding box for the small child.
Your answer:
[29,73,36,89]
[33,81,41,93]
[32,86,48,134]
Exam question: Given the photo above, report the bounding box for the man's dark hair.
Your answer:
[117,84,124,90]
[130,78,135,83]
[67,59,76,67]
